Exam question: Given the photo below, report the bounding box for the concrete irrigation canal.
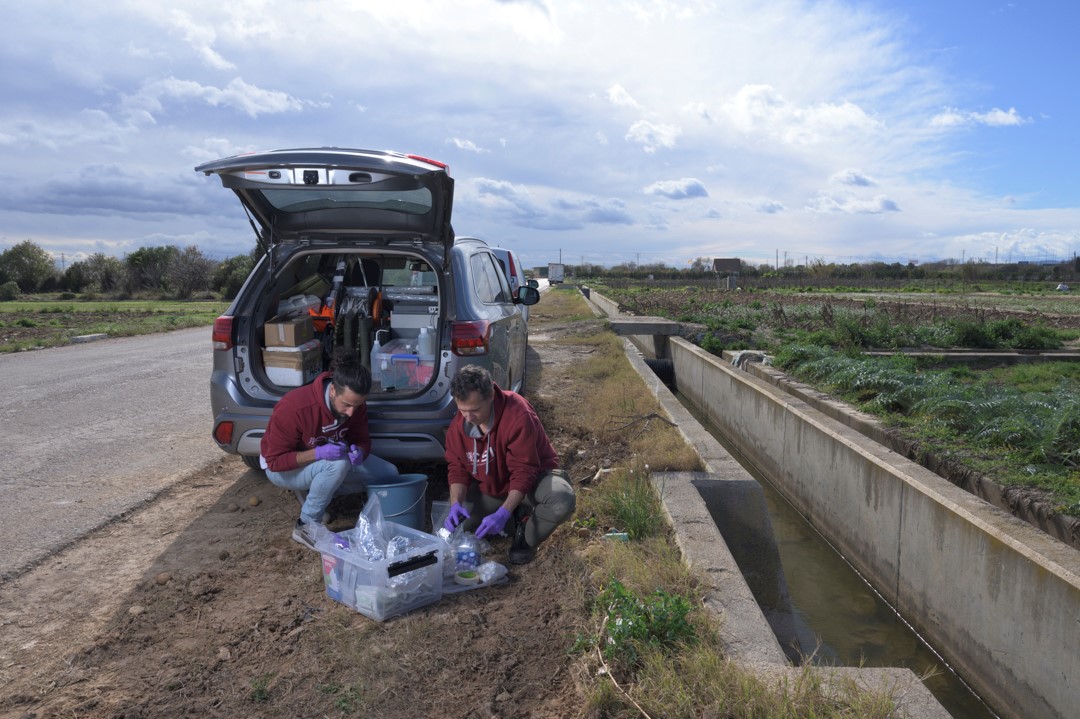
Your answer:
[586,287,1080,719]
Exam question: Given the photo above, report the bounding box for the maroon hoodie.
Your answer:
[260,371,372,472]
[445,384,559,498]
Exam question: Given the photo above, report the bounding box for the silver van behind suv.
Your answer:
[197,148,539,469]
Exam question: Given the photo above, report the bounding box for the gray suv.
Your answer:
[198,148,539,469]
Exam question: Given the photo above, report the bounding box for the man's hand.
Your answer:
[443,502,471,532]
[314,442,348,462]
[475,506,511,538]
[348,444,365,466]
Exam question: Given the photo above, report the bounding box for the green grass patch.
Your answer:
[0,299,228,352]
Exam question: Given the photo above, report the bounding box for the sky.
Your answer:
[1,0,1077,271]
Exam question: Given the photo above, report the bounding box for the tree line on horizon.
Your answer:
[562,254,1080,286]
[0,239,257,301]
[3,239,1078,302]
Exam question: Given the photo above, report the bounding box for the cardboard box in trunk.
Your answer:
[263,339,322,386]
[264,315,314,347]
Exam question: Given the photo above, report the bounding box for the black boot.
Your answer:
[509,510,536,565]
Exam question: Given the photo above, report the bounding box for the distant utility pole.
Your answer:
[775,249,779,270]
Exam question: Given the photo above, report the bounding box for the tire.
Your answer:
[242,455,263,472]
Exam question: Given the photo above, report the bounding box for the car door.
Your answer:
[469,250,527,390]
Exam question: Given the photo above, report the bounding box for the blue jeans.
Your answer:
[265,454,399,525]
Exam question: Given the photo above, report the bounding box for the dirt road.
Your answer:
[0,327,219,581]
[0,293,622,719]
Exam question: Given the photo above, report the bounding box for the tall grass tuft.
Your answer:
[592,464,666,540]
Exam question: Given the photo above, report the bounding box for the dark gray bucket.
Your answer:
[367,473,428,531]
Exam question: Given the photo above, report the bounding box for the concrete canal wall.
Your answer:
[586,287,1080,719]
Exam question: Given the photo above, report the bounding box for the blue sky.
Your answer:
[1,0,1076,271]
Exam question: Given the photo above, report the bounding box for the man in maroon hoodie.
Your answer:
[443,365,575,565]
[261,349,399,549]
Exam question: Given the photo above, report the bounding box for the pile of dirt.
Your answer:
[0,301,624,718]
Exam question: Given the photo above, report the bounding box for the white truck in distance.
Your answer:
[548,262,565,284]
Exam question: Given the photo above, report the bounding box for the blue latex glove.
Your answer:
[475,506,511,539]
[314,442,347,462]
[348,444,365,466]
[443,502,471,532]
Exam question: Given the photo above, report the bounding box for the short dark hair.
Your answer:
[450,364,493,402]
[330,347,372,396]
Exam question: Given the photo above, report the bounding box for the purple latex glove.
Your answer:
[314,442,347,462]
[443,502,471,532]
[475,506,511,539]
[348,444,365,466]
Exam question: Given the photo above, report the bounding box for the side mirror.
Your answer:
[526,279,539,289]
[516,286,540,306]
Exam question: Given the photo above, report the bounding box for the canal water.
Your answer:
[676,393,999,719]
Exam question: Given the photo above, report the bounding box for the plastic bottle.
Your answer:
[371,329,384,359]
[417,327,435,356]
[453,533,481,572]
[371,329,387,384]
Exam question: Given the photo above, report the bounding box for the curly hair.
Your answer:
[450,364,494,401]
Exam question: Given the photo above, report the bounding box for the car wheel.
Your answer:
[242,455,263,472]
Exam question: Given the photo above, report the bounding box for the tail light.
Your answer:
[451,320,491,356]
[213,421,234,446]
[212,315,234,351]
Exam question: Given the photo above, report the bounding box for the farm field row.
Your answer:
[593,282,1080,518]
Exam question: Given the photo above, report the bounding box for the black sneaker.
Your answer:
[509,515,536,565]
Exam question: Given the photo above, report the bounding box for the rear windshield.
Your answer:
[260,188,432,215]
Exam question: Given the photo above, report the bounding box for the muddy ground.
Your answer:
[0,299,623,719]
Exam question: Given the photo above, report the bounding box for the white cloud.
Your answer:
[720,84,882,146]
[170,9,235,70]
[930,106,1030,128]
[122,76,305,119]
[644,178,708,200]
[625,120,680,153]
[754,199,786,215]
[447,137,487,153]
[464,178,633,231]
[807,193,901,214]
[606,83,639,108]
[831,169,877,187]
[0,110,135,151]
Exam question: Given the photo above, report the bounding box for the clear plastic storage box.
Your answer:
[315,522,443,622]
[372,338,436,390]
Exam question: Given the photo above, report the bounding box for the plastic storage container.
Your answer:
[373,338,436,390]
[315,522,443,622]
